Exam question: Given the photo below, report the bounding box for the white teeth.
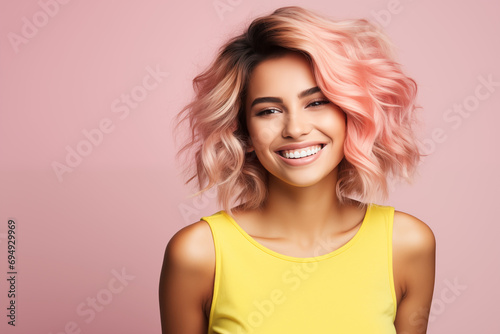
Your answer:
[281,145,323,159]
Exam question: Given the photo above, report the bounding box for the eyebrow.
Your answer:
[249,86,321,108]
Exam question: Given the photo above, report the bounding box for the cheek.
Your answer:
[247,119,282,149]
[319,110,347,140]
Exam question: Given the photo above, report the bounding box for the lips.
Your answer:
[275,143,326,159]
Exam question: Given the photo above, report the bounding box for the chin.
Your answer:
[271,170,337,188]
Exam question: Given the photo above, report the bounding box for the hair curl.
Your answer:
[174,6,423,214]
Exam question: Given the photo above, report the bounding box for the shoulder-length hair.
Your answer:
[174,6,422,213]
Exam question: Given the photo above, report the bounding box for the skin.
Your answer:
[159,52,436,334]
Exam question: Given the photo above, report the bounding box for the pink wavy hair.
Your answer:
[174,6,423,213]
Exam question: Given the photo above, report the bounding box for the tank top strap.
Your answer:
[358,203,395,247]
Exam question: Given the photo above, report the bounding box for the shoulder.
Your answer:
[391,210,436,331]
[163,220,215,275]
[392,210,436,259]
[392,210,436,301]
[159,220,216,330]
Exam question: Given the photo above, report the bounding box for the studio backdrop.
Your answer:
[1,0,499,333]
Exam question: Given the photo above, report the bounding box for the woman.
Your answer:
[159,6,435,334]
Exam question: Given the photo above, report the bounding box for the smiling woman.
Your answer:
[159,6,435,334]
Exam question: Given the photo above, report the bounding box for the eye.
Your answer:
[256,108,281,116]
[307,100,330,108]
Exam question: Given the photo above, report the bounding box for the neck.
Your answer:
[260,169,356,243]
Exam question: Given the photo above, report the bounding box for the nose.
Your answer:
[281,110,312,139]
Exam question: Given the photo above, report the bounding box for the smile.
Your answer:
[278,144,325,159]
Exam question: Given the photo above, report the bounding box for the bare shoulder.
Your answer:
[392,210,436,332]
[393,210,436,256]
[159,220,215,333]
[163,220,215,273]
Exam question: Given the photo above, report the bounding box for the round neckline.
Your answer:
[220,203,372,262]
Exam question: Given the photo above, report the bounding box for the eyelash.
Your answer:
[256,100,330,116]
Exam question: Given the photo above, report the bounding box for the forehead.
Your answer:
[245,52,317,105]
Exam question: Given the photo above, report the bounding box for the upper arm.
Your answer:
[393,211,436,334]
[158,220,215,334]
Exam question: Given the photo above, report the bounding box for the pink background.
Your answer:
[1,0,499,333]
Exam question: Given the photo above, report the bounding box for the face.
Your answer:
[245,52,346,188]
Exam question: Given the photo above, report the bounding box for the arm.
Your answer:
[158,221,215,334]
[393,211,436,334]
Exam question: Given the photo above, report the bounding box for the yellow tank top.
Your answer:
[201,203,397,334]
